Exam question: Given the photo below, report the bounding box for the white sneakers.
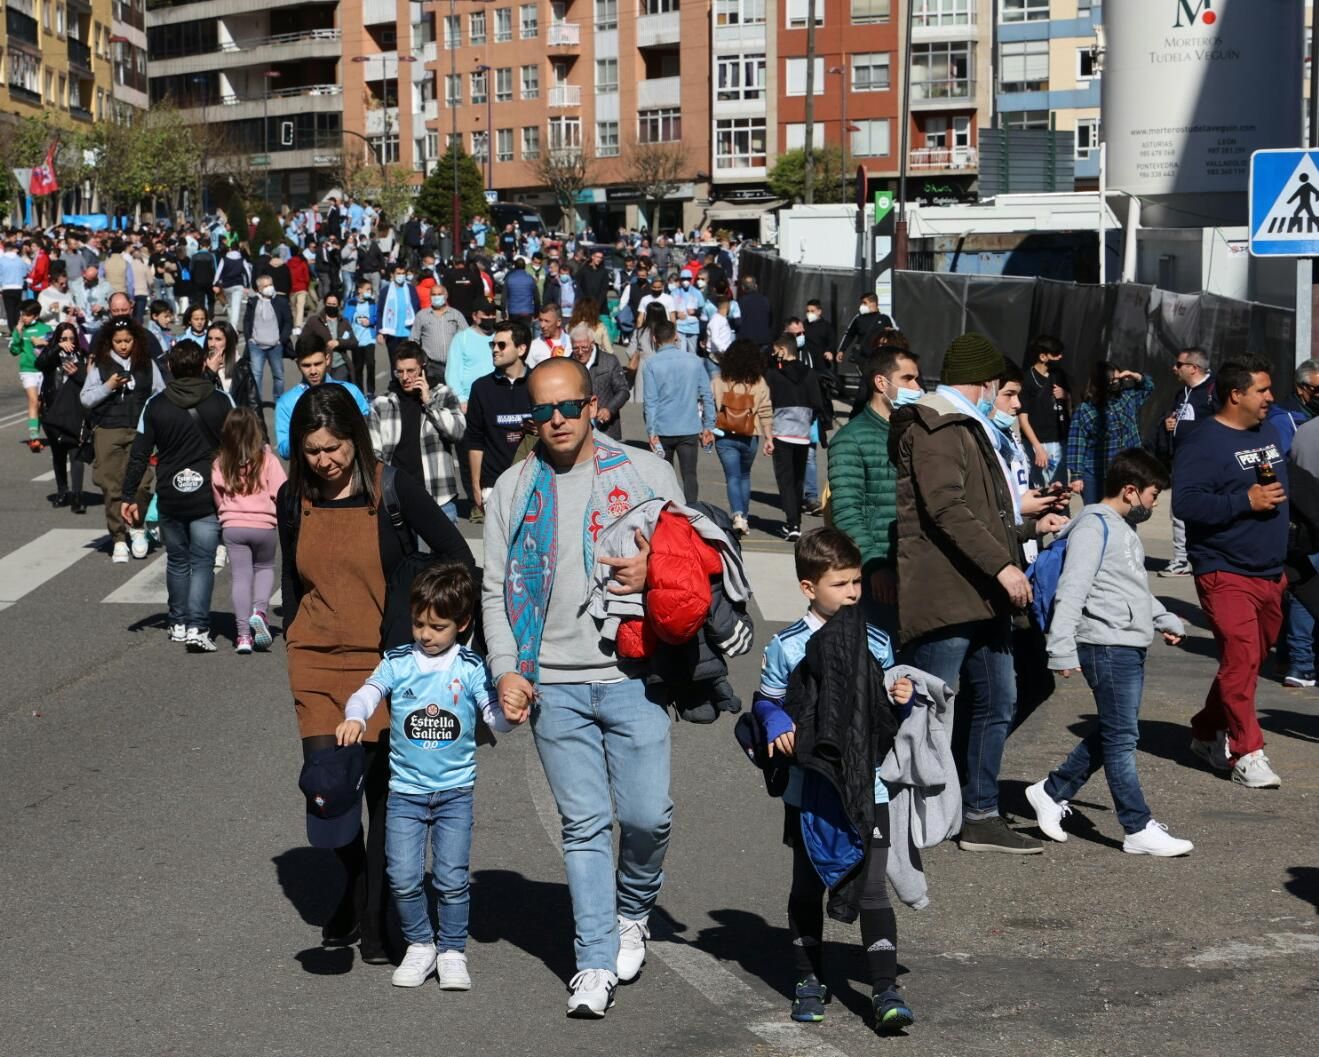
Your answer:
[616,915,649,982]
[437,951,471,990]
[1189,731,1231,772]
[567,969,617,1019]
[1232,749,1282,789]
[185,628,217,653]
[129,527,149,559]
[166,623,187,643]
[392,943,436,987]
[1123,820,1194,857]
[112,541,130,563]
[731,513,749,536]
[213,544,228,571]
[1025,780,1072,843]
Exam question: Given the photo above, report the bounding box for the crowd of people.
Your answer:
[6,202,1309,1038]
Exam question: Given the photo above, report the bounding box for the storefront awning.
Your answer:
[703,199,784,221]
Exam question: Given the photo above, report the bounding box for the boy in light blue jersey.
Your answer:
[338,561,512,991]
[752,528,915,1033]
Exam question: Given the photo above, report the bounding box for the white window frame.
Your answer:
[715,0,765,26]
[520,3,538,37]
[494,6,513,41]
[1075,117,1098,160]
[595,57,619,93]
[521,64,540,99]
[911,41,973,101]
[496,127,514,161]
[496,66,513,101]
[716,53,766,101]
[638,108,681,143]
[469,9,487,43]
[850,52,890,92]
[522,125,541,159]
[913,0,970,28]
[850,0,889,24]
[548,116,582,151]
[443,14,460,48]
[784,56,826,97]
[471,130,489,161]
[786,0,823,28]
[445,73,462,105]
[596,119,620,156]
[714,117,767,169]
[999,39,1049,94]
[850,118,891,157]
[1000,0,1048,23]
[594,0,617,29]
[1076,46,1097,81]
[470,69,488,104]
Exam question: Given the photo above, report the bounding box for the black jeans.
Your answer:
[772,442,809,528]
[48,437,85,497]
[351,342,376,395]
[659,434,700,502]
[2,288,21,331]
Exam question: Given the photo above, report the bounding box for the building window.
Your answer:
[999,110,1048,130]
[914,0,970,27]
[522,125,541,159]
[44,68,53,101]
[715,0,765,26]
[496,67,513,101]
[548,116,582,150]
[638,107,681,143]
[784,57,825,96]
[850,0,889,23]
[851,52,890,92]
[371,135,401,164]
[1075,117,1098,159]
[910,41,973,101]
[595,0,617,29]
[520,3,538,37]
[923,113,971,148]
[596,120,619,156]
[1000,0,1048,22]
[56,2,64,36]
[57,72,65,106]
[42,0,51,32]
[521,64,540,98]
[420,74,436,103]
[471,70,488,103]
[595,58,618,93]
[446,133,460,151]
[496,127,514,161]
[715,117,767,169]
[444,14,460,47]
[716,53,766,101]
[850,118,890,157]
[999,40,1048,94]
[445,73,462,105]
[471,131,489,160]
[786,0,823,28]
[1077,47,1097,80]
[469,10,486,43]
[495,6,512,40]
[426,131,439,158]
[641,0,678,13]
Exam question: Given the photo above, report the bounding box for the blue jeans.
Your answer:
[532,679,672,973]
[1284,553,1319,674]
[804,444,819,503]
[905,617,1017,819]
[159,513,221,630]
[678,330,698,356]
[385,787,474,951]
[702,354,720,381]
[1043,645,1152,834]
[1029,440,1064,489]
[247,342,285,401]
[715,434,756,516]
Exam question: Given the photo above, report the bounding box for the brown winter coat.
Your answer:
[889,392,1036,646]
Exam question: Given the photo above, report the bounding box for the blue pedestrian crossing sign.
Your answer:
[1250,149,1319,258]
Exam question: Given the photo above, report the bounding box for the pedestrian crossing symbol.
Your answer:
[1249,149,1319,258]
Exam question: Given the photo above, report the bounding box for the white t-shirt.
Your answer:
[707,313,734,357]
[637,292,675,320]
[526,331,570,368]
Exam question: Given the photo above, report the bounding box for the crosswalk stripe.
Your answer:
[0,528,104,612]
[100,555,169,603]
[31,470,56,482]
[739,550,802,623]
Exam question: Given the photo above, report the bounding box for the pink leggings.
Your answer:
[222,526,277,626]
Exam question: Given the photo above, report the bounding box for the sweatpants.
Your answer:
[92,426,153,544]
[223,525,277,626]
[1193,570,1285,760]
[772,441,809,529]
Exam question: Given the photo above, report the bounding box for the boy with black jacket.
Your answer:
[121,339,234,652]
[765,333,824,541]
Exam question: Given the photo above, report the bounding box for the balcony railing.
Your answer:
[68,37,93,71]
[217,27,341,53]
[212,84,342,106]
[636,12,680,47]
[70,104,94,121]
[908,145,978,171]
[547,21,580,46]
[6,8,39,48]
[636,75,681,110]
[548,84,581,107]
[910,78,975,105]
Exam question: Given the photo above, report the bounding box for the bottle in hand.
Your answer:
[1256,461,1278,487]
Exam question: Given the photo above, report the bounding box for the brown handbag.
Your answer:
[716,382,757,436]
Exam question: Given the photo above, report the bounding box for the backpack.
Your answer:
[716,382,757,437]
[1025,512,1109,632]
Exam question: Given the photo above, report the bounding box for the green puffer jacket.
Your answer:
[827,405,898,575]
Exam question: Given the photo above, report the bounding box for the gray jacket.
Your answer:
[410,306,468,367]
[1046,504,1184,672]
[879,666,960,911]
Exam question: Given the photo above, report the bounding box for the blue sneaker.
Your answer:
[249,611,273,651]
[873,988,914,1032]
[791,976,827,1022]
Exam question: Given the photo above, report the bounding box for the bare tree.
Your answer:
[622,139,688,235]
[531,144,595,234]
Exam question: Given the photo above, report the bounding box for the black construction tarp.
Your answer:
[737,252,867,338]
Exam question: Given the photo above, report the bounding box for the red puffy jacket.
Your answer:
[617,509,722,658]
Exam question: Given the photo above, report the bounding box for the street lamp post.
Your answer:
[474,63,494,194]
[262,69,281,203]
[828,64,849,204]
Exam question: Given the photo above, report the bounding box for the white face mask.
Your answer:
[806,311,820,323]
[260,287,275,299]
[393,275,406,285]
[858,305,874,315]
[432,296,446,308]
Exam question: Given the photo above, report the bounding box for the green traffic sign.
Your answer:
[873,191,894,222]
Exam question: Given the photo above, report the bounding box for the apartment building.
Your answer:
[430,0,712,234]
[146,0,439,207]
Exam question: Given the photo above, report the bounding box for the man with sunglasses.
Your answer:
[1265,358,1319,456]
[464,318,533,521]
[481,356,681,1020]
[1160,348,1215,578]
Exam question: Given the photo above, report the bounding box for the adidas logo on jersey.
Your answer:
[401,688,416,698]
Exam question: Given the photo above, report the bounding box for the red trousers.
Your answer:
[1193,571,1285,759]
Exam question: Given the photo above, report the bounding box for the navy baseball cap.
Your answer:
[298,744,365,848]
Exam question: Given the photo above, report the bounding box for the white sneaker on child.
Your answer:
[566,969,617,1018]
[1122,820,1194,857]
[129,527,149,559]
[616,915,649,982]
[1025,780,1071,843]
[392,943,436,987]
[437,950,471,990]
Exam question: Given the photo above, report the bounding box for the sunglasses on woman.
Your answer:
[529,399,590,423]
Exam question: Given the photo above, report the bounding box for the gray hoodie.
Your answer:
[1046,503,1184,672]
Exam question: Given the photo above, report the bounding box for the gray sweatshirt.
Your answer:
[1046,503,1184,672]
[481,445,682,684]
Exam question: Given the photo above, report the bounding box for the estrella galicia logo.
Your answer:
[173,467,204,493]
[1173,0,1216,28]
[404,701,461,748]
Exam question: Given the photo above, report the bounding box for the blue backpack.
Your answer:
[1026,513,1109,631]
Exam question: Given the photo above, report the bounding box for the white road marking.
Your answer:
[747,1022,853,1057]
[0,528,104,612]
[31,470,56,482]
[1186,932,1319,968]
[740,549,803,624]
[100,556,170,604]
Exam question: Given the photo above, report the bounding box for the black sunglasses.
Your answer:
[529,399,589,423]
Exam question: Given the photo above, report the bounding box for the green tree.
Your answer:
[415,146,487,228]
[252,201,286,251]
[767,146,852,205]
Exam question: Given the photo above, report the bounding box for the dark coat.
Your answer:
[587,347,630,440]
[736,291,773,346]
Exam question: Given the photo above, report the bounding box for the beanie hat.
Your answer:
[941,332,1005,385]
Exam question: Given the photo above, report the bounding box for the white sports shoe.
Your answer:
[1025,780,1071,843]
[1189,731,1231,772]
[731,513,749,535]
[213,544,228,571]
[392,943,436,987]
[616,915,649,982]
[1232,749,1281,789]
[166,623,187,643]
[1123,820,1194,857]
[112,541,130,563]
[566,969,617,1018]
[437,950,471,990]
[129,527,149,559]
[185,628,218,653]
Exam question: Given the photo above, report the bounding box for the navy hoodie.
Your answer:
[1172,416,1289,577]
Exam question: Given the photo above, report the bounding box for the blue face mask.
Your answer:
[889,386,922,408]
[992,409,1016,430]
[975,383,998,417]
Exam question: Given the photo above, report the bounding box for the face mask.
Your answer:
[888,386,921,409]
[859,305,874,315]
[696,279,707,289]
[406,274,415,283]
[976,383,998,417]
[1125,499,1153,526]
[667,283,678,293]
[1307,395,1319,417]
[260,287,275,299]
[795,334,805,348]
[325,307,339,318]
[394,275,406,285]
[478,319,495,333]
[992,409,1016,430]
[806,312,820,323]
[432,296,446,308]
